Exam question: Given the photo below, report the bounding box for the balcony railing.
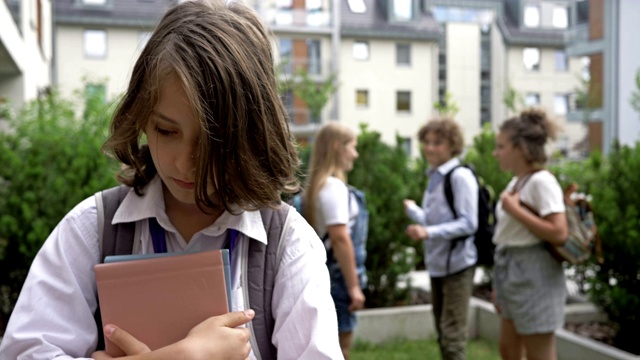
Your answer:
[260,8,332,28]
[564,23,590,44]
[276,58,333,79]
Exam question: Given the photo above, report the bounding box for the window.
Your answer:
[392,0,413,22]
[83,29,107,58]
[305,0,325,26]
[524,5,540,28]
[281,91,294,121]
[396,91,411,112]
[306,0,321,11]
[279,38,292,74]
[275,0,293,25]
[525,93,540,107]
[347,0,366,13]
[307,39,321,75]
[554,94,568,115]
[85,83,106,103]
[356,90,368,107]
[523,48,540,71]
[353,41,369,60]
[555,51,568,71]
[396,44,411,66]
[82,0,107,4]
[400,137,412,156]
[580,56,591,81]
[276,0,292,8]
[552,7,568,29]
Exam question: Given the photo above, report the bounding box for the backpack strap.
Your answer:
[443,165,463,218]
[443,165,475,274]
[94,185,135,350]
[242,203,291,360]
[96,185,135,261]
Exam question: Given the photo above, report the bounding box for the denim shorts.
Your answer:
[329,267,366,333]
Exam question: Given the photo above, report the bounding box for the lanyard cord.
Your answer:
[148,218,238,269]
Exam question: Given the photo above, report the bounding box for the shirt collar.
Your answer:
[111,176,268,245]
[427,157,461,177]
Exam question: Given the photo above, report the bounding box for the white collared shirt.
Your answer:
[0,177,343,359]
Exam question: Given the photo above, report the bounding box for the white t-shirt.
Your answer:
[313,176,358,247]
[493,170,565,247]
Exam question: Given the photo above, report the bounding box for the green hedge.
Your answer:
[349,125,426,308]
[0,90,119,333]
[586,142,640,354]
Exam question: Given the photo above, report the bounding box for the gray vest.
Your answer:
[94,185,289,360]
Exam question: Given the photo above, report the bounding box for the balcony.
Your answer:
[565,23,604,57]
[285,107,324,138]
[261,7,332,32]
[277,58,334,82]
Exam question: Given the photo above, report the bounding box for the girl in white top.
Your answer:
[492,108,569,360]
[0,1,342,359]
[303,122,365,360]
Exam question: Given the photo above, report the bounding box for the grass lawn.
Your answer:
[352,338,500,360]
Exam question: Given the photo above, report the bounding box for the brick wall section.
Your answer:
[589,0,604,40]
[589,53,603,108]
[588,121,603,152]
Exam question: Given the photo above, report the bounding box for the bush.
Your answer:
[587,142,640,354]
[548,153,604,296]
[463,124,511,197]
[349,125,426,308]
[0,89,119,334]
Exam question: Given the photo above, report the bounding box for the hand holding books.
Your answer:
[94,250,236,357]
[92,310,255,360]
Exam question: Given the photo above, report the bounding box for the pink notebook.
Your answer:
[95,250,230,356]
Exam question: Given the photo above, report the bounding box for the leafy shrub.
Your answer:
[586,142,640,354]
[463,124,511,197]
[0,90,119,334]
[349,125,426,308]
[547,152,604,295]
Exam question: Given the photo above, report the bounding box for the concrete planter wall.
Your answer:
[354,297,639,360]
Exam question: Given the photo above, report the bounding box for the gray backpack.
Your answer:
[94,185,290,360]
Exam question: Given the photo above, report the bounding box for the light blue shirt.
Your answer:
[406,158,478,277]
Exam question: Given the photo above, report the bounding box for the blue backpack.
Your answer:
[290,186,369,281]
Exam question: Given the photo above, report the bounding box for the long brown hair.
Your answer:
[102,0,300,212]
[303,122,356,228]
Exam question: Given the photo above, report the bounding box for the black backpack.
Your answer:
[443,165,496,267]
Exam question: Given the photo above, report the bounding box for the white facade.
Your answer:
[505,45,586,154]
[0,0,52,111]
[55,25,150,101]
[339,37,437,156]
[446,22,481,143]
[614,0,640,147]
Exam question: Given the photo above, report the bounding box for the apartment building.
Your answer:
[257,0,439,155]
[0,0,52,113]
[427,0,586,156]
[339,0,440,155]
[566,0,640,154]
[53,0,170,101]
[46,0,618,158]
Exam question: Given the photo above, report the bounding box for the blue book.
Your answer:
[104,249,232,310]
